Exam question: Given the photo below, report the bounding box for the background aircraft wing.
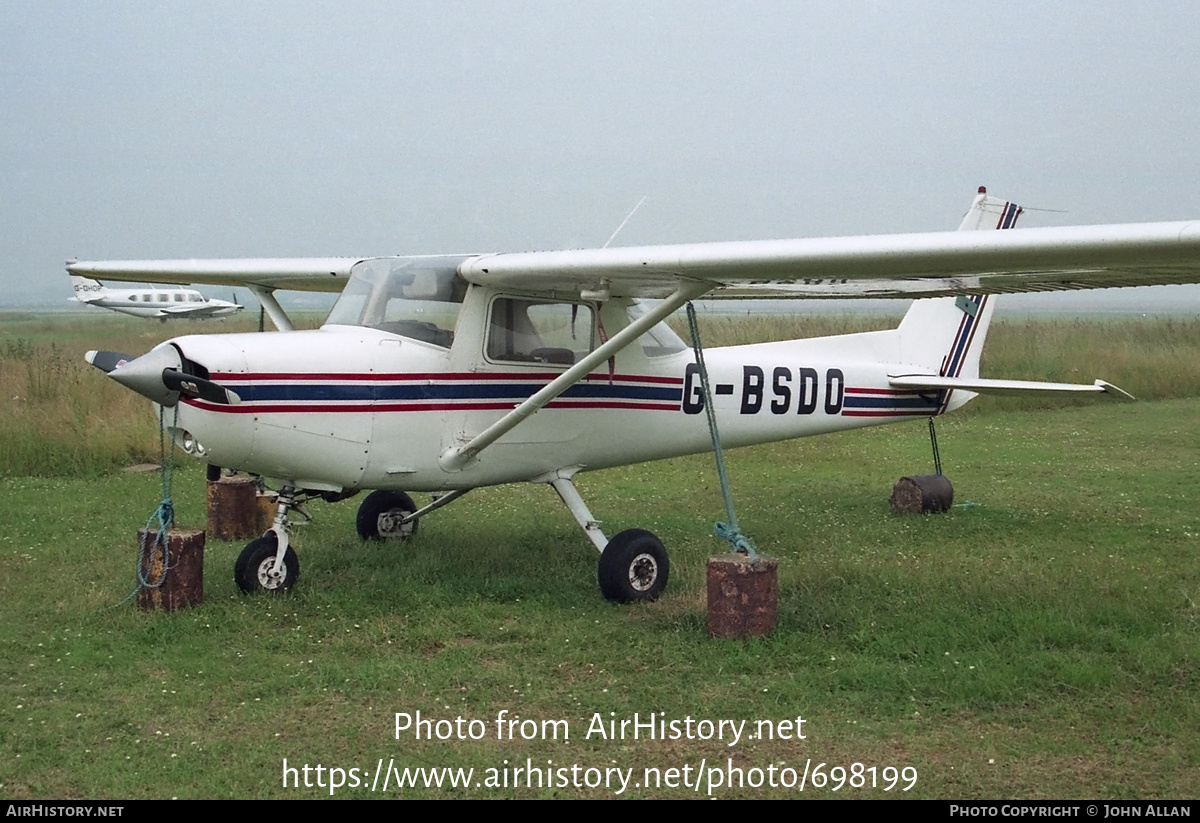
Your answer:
[159,303,240,317]
[457,220,1200,299]
[66,258,363,293]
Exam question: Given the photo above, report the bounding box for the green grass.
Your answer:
[1,396,1197,798]
[2,310,1198,798]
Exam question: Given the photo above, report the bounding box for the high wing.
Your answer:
[66,258,364,293]
[457,220,1200,299]
[67,220,1200,301]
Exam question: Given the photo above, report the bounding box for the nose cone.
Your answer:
[86,344,242,406]
[89,344,183,406]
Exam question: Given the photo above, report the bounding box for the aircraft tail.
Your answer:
[955,186,1023,231]
[69,274,107,303]
[894,188,1020,411]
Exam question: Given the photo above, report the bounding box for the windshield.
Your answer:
[325,257,469,347]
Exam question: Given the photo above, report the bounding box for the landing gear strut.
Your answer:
[548,474,669,603]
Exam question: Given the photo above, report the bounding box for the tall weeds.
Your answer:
[1,337,160,476]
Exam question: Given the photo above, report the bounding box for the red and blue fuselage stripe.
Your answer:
[188,371,684,413]
[842,386,941,417]
[212,382,683,403]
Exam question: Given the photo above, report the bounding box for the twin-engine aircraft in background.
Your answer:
[69,274,243,320]
[71,188,1200,602]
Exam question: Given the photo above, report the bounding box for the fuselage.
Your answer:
[72,279,241,319]
[154,274,954,493]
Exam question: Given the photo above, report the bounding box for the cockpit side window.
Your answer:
[486,298,594,365]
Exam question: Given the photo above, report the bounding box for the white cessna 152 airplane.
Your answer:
[69,274,243,320]
[71,189,1200,602]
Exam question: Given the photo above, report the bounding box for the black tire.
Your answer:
[598,529,669,603]
[234,534,299,594]
[356,490,419,541]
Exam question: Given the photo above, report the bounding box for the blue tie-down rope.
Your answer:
[111,405,178,607]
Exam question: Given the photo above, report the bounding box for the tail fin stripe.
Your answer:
[950,295,989,378]
[998,202,1023,229]
[940,295,986,378]
[938,311,972,375]
[937,294,990,413]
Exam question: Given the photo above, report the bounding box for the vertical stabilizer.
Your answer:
[956,186,1023,231]
[896,188,1021,410]
[69,274,106,303]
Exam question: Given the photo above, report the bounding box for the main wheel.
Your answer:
[598,529,669,603]
[356,490,419,541]
[234,534,299,594]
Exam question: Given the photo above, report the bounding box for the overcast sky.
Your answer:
[3,1,1200,308]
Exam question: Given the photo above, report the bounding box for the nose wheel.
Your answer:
[234,533,299,593]
[234,484,305,594]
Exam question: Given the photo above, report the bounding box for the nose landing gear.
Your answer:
[235,533,299,593]
[234,485,308,594]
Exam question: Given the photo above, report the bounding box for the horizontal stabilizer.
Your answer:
[888,374,1134,399]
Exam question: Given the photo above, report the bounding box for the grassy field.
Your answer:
[1,312,1198,798]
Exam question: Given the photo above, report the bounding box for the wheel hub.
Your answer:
[628,552,658,592]
[256,558,284,589]
[377,509,415,539]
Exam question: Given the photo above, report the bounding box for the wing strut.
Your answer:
[247,286,294,332]
[439,279,712,471]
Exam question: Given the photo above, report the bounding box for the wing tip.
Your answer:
[1095,380,1136,400]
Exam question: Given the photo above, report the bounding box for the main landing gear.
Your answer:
[356,490,419,541]
[355,488,471,542]
[549,474,669,604]
[341,477,668,604]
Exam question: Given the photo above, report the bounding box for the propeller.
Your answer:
[84,350,135,374]
[85,347,241,406]
[162,368,242,405]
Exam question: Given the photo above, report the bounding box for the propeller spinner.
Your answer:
[86,346,241,406]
